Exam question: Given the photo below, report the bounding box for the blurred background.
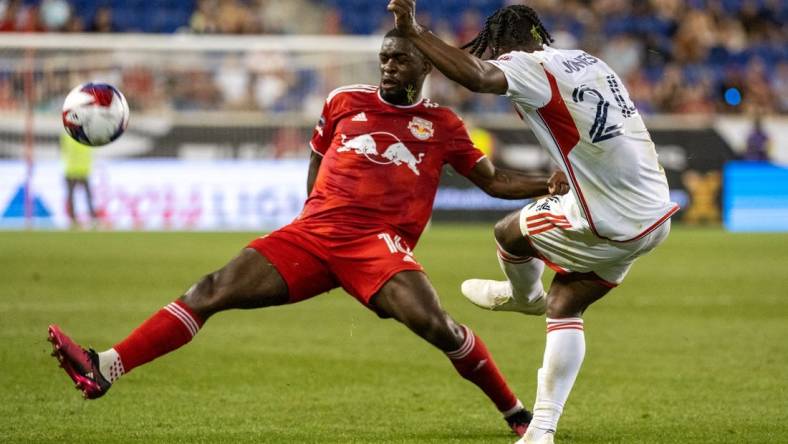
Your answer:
[0,0,786,231]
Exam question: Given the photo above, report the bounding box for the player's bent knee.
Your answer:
[493,218,511,245]
[181,272,226,317]
[413,313,463,351]
[545,293,583,319]
[493,212,526,254]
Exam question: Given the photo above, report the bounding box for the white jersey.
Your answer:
[489,46,678,242]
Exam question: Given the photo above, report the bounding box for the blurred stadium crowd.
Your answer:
[0,0,785,115]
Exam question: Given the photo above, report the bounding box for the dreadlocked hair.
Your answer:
[461,5,554,58]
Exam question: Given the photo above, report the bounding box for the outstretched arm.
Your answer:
[387,0,508,94]
[467,157,569,200]
[306,151,322,195]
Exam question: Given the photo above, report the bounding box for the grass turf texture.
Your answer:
[0,225,786,443]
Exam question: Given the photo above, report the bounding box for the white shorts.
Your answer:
[519,193,671,286]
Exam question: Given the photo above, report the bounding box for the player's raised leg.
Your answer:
[517,273,609,444]
[48,248,289,399]
[461,210,546,315]
[372,271,532,436]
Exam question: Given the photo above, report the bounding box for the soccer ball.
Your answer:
[62,82,129,146]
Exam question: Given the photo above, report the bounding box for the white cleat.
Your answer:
[515,432,555,444]
[460,279,546,315]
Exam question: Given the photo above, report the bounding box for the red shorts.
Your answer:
[247,221,424,307]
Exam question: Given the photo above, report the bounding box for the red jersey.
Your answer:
[302,84,484,247]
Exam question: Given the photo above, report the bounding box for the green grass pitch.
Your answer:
[1,225,786,443]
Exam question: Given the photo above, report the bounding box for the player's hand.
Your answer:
[387,0,421,36]
[548,171,570,195]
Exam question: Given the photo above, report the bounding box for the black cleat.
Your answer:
[505,408,533,437]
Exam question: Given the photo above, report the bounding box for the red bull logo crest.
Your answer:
[337,132,425,175]
[408,117,434,141]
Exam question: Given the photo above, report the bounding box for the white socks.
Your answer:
[527,318,586,440]
[497,245,545,303]
[98,348,124,383]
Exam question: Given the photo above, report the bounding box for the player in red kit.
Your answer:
[47,29,569,436]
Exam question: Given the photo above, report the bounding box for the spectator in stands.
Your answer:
[248,51,297,112]
[673,9,716,63]
[743,58,776,113]
[215,0,253,34]
[15,1,45,32]
[88,6,113,33]
[38,67,72,110]
[654,65,684,112]
[773,61,788,113]
[253,0,328,34]
[744,115,771,162]
[40,0,71,31]
[0,0,21,31]
[455,9,482,45]
[214,55,252,110]
[320,8,343,35]
[676,81,716,115]
[625,71,656,115]
[714,17,748,55]
[189,0,218,34]
[64,13,84,32]
[122,66,161,111]
[190,0,263,34]
[171,70,221,111]
[271,126,303,158]
[600,33,641,78]
[0,76,17,109]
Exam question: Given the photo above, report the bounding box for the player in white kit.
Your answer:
[387,2,678,443]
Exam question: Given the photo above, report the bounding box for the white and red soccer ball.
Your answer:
[62,82,129,146]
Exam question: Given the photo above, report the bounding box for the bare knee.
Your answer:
[181,272,229,319]
[373,271,466,352]
[407,312,464,351]
[546,294,582,318]
[493,217,513,248]
[494,211,536,257]
[546,274,611,318]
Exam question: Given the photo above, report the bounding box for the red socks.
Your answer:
[110,302,519,417]
[447,325,519,414]
[114,300,203,373]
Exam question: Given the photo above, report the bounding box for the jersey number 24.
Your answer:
[571,74,637,143]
